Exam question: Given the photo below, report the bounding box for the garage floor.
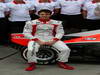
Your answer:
[0,45,100,75]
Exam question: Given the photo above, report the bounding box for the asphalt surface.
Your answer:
[0,45,100,75]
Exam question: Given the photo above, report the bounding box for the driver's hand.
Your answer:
[45,40,57,45]
[36,40,46,45]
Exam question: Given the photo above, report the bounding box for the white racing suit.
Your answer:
[23,19,71,63]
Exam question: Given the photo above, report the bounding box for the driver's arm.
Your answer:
[23,21,38,40]
[53,21,64,41]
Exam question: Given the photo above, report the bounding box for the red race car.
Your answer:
[10,29,100,64]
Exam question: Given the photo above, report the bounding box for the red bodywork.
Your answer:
[11,33,100,46]
[64,34,100,44]
[11,34,30,46]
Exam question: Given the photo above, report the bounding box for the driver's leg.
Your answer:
[53,41,70,62]
[25,40,40,71]
[52,41,74,70]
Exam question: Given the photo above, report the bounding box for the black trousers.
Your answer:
[9,21,26,33]
[0,18,9,44]
[59,14,84,34]
[84,19,100,31]
[50,14,61,20]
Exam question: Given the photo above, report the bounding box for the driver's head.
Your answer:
[38,9,52,20]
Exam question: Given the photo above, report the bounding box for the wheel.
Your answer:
[21,45,58,64]
[21,47,28,61]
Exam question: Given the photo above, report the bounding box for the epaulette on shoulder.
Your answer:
[31,19,37,22]
[26,21,32,24]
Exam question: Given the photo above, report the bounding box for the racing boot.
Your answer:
[25,62,36,71]
[57,62,75,70]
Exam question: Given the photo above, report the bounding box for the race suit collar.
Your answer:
[13,1,25,4]
[38,18,51,23]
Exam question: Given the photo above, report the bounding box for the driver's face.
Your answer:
[39,12,51,20]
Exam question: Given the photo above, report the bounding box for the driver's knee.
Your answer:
[58,45,71,53]
[28,41,35,51]
[60,48,70,55]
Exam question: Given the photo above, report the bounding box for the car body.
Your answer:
[10,29,100,63]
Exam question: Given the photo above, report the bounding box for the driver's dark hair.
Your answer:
[38,9,52,15]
